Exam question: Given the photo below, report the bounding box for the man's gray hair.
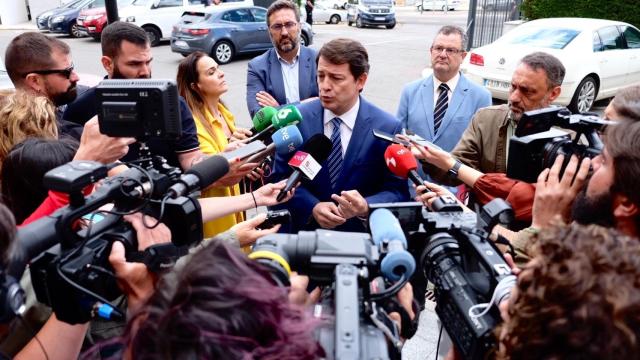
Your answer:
[520,52,566,88]
[435,25,468,50]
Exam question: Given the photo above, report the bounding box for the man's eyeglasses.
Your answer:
[430,46,464,55]
[270,21,298,31]
[23,64,75,79]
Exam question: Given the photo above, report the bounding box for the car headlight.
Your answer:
[52,16,65,23]
[125,16,135,22]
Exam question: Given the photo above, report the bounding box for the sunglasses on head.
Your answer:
[23,63,75,79]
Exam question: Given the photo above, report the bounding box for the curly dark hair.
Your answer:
[121,240,323,360]
[498,223,640,359]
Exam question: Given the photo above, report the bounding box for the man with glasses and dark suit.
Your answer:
[245,0,318,118]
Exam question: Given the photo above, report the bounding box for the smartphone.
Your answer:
[372,129,410,146]
[258,209,291,229]
[403,133,443,152]
[220,140,267,161]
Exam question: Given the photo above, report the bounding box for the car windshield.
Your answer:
[181,11,209,24]
[132,0,153,6]
[362,0,392,5]
[70,0,93,9]
[508,27,580,49]
[64,0,86,8]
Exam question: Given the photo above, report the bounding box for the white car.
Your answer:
[416,0,461,11]
[313,2,347,24]
[461,18,640,113]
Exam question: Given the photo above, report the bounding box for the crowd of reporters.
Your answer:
[0,0,639,358]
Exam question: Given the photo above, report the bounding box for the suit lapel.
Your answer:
[339,97,371,185]
[268,50,287,105]
[434,73,468,141]
[420,76,435,140]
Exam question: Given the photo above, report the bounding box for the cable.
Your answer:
[17,315,50,360]
[468,275,517,319]
[369,274,408,301]
[141,195,169,229]
[435,323,443,360]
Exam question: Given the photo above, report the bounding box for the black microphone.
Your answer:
[276,134,332,201]
[167,155,230,198]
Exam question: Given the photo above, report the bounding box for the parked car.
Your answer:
[461,18,640,113]
[416,0,461,11]
[317,0,345,9]
[35,0,86,31]
[481,0,515,11]
[0,58,12,90]
[120,0,252,46]
[77,0,134,40]
[311,2,346,24]
[170,6,313,64]
[47,0,97,37]
[346,0,395,29]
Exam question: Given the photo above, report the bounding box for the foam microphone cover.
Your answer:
[369,208,416,281]
[251,106,278,133]
[271,125,304,156]
[186,155,230,188]
[384,144,419,178]
[369,208,408,248]
[272,105,303,129]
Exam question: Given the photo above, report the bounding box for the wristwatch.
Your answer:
[447,159,462,178]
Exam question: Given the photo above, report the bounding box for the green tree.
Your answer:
[521,0,640,28]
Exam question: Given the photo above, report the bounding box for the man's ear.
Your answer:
[356,72,368,93]
[101,56,114,77]
[23,73,44,93]
[612,194,639,220]
[548,85,562,102]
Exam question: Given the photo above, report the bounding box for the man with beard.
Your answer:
[62,22,215,171]
[246,0,319,118]
[419,51,565,185]
[4,32,85,139]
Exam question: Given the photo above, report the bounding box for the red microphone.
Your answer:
[384,144,425,187]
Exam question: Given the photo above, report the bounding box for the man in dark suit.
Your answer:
[246,0,318,118]
[270,38,409,232]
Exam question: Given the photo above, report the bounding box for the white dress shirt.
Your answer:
[323,98,360,157]
[277,47,301,104]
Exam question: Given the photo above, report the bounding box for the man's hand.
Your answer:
[531,155,591,229]
[312,201,346,229]
[253,180,295,206]
[331,190,369,220]
[108,213,171,313]
[230,127,252,142]
[231,213,281,247]
[74,117,136,164]
[256,91,280,108]
[288,272,321,306]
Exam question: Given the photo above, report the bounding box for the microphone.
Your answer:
[276,133,332,201]
[167,155,230,198]
[384,144,425,187]
[369,208,416,281]
[245,125,304,164]
[249,106,278,134]
[244,105,303,144]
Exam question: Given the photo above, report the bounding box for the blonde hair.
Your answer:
[0,91,58,164]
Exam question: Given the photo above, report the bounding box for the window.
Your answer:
[509,27,580,49]
[592,31,602,52]
[622,26,640,49]
[251,8,266,22]
[157,0,183,8]
[223,8,253,22]
[181,11,207,24]
[597,26,624,51]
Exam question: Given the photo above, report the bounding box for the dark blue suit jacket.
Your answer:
[270,97,410,233]
[246,46,319,118]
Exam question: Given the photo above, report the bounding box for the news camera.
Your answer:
[249,222,417,360]
[507,106,613,183]
[370,197,516,360]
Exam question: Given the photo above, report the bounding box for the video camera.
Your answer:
[249,223,417,360]
[371,197,516,360]
[507,106,613,183]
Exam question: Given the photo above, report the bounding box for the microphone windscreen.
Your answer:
[369,208,408,248]
[185,155,229,188]
[252,106,278,132]
[271,105,303,129]
[384,144,418,179]
[272,125,304,155]
[301,133,332,163]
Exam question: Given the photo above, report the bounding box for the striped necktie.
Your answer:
[433,83,450,135]
[327,117,343,191]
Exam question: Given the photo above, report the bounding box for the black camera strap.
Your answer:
[127,243,188,273]
[384,297,420,339]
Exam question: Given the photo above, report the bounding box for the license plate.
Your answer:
[174,40,188,48]
[88,26,96,31]
[484,79,510,90]
[375,16,385,21]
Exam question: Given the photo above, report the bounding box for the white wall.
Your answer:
[0,0,30,25]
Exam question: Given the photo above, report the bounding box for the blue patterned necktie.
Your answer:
[327,117,343,191]
[433,83,450,135]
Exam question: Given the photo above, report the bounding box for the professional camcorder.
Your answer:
[249,212,418,360]
[0,80,230,325]
[371,197,516,360]
[507,106,613,183]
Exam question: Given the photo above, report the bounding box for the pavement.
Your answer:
[0,22,37,31]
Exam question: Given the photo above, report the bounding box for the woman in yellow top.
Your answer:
[177,51,254,238]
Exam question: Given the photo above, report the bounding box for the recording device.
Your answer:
[384,144,425,187]
[372,129,443,151]
[245,124,304,164]
[249,225,416,359]
[218,140,267,161]
[276,134,332,201]
[244,105,303,145]
[96,79,182,139]
[257,209,291,230]
[507,106,613,183]
[370,198,516,359]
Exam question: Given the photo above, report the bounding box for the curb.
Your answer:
[0,23,38,31]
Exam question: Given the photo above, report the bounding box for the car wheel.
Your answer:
[385,22,395,29]
[417,4,422,10]
[441,5,446,10]
[212,40,234,65]
[69,22,82,38]
[329,14,340,24]
[348,19,353,26]
[143,26,161,47]
[300,32,309,47]
[356,16,363,28]
[569,76,598,113]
